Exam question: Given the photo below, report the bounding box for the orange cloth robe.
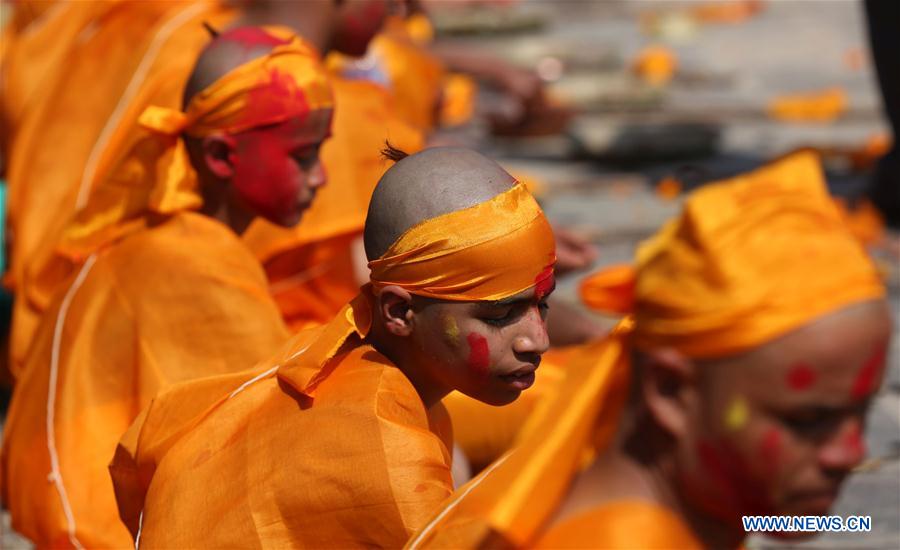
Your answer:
[533,501,702,549]
[5,0,237,377]
[0,211,290,548]
[110,297,454,548]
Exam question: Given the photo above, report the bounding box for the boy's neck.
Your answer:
[366,326,449,410]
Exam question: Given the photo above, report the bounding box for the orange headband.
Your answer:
[139,27,333,137]
[368,183,556,301]
[580,152,885,358]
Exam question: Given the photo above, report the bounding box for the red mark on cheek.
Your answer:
[533,266,555,301]
[694,439,775,518]
[759,429,783,475]
[466,333,491,379]
[851,345,887,400]
[786,363,817,391]
[232,131,298,223]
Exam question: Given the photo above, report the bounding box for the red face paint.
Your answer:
[693,439,775,519]
[230,112,328,227]
[466,333,491,379]
[759,428,783,475]
[241,68,310,129]
[850,345,887,400]
[533,266,555,301]
[786,363,817,391]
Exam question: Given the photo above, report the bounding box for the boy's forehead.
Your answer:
[704,300,891,391]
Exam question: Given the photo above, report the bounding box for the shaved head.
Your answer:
[364,147,516,259]
[183,26,290,107]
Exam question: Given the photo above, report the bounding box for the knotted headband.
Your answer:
[368,183,556,302]
[139,26,333,137]
[580,151,885,358]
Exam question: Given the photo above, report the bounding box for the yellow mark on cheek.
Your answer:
[724,397,749,431]
[443,315,460,347]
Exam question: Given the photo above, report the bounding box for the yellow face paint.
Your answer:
[724,396,749,431]
[443,315,460,348]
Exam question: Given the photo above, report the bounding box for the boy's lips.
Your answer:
[498,365,538,391]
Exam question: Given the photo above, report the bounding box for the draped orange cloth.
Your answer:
[111,183,554,547]
[533,501,702,549]
[0,1,119,145]
[405,152,886,548]
[0,212,290,548]
[111,296,454,548]
[6,0,238,378]
[0,28,334,548]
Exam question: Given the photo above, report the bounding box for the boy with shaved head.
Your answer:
[5,0,394,379]
[1,27,334,548]
[109,147,556,547]
[407,152,892,549]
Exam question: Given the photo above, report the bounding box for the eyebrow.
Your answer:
[487,282,557,307]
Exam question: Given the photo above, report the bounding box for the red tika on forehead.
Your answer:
[534,266,555,301]
[240,68,311,129]
[851,345,887,400]
[786,363,817,391]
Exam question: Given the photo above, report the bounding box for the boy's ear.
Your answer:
[202,134,237,179]
[638,347,698,440]
[378,285,415,337]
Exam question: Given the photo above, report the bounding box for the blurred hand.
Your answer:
[553,225,598,277]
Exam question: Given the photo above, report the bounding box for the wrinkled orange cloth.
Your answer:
[405,152,886,548]
[0,0,118,144]
[1,212,290,549]
[111,295,454,548]
[369,183,556,301]
[534,501,702,548]
[6,0,238,378]
[242,77,425,329]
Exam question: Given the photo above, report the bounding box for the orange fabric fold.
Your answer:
[369,183,556,301]
[580,151,885,358]
[5,1,237,378]
[110,294,455,548]
[534,501,702,549]
[1,212,290,548]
